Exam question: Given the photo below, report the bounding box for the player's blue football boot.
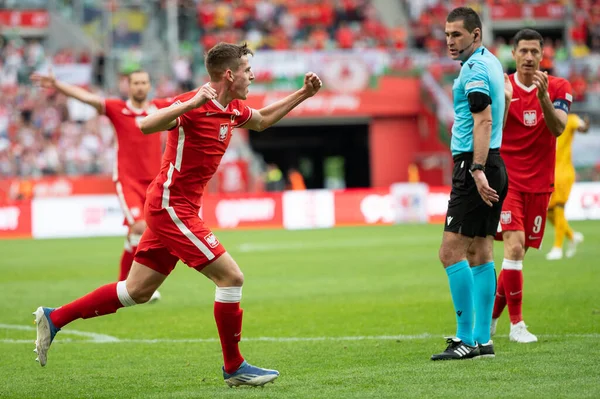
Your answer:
[223,360,279,387]
[33,307,60,367]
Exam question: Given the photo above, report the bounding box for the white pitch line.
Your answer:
[0,323,119,342]
[1,324,599,344]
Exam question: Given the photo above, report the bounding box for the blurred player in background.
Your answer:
[493,29,573,343]
[433,7,507,361]
[546,114,590,260]
[30,69,173,302]
[33,42,323,387]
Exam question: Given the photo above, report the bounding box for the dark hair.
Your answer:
[513,29,544,49]
[205,42,254,80]
[447,7,482,34]
[128,70,149,82]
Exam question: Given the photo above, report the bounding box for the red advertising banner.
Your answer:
[0,176,115,200]
[201,192,283,229]
[334,188,393,226]
[244,77,420,118]
[0,201,32,239]
[490,4,566,20]
[0,10,50,29]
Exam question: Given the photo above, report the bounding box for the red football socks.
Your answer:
[503,269,524,324]
[50,283,124,329]
[492,269,507,319]
[214,301,244,374]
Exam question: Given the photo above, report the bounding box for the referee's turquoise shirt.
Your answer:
[451,46,505,156]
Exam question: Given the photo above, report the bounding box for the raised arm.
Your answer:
[138,84,217,134]
[30,70,104,114]
[534,71,567,137]
[241,72,322,132]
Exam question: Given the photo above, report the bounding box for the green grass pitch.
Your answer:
[1,222,599,398]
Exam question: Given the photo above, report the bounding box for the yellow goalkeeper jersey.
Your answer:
[556,114,583,171]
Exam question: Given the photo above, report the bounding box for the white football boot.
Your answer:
[148,290,162,304]
[566,232,584,258]
[546,247,563,261]
[509,321,538,343]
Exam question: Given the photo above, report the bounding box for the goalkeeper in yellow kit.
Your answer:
[546,113,590,260]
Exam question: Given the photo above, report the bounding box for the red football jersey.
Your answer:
[501,73,573,193]
[145,92,253,215]
[103,98,173,183]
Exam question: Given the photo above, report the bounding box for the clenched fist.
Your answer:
[301,72,323,97]
[190,83,218,108]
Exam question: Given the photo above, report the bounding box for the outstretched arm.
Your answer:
[241,72,322,131]
[139,84,217,134]
[30,70,104,114]
[577,115,591,133]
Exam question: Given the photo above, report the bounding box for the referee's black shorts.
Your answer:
[444,149,508,238]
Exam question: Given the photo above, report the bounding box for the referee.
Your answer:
[432,7,508,361]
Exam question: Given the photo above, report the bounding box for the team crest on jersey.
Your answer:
[204,233,219,248]
[523,110,537,126]
[501,211,512,225]
[219,123,229,141]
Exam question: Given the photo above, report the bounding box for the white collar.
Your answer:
[126,99,147,115]
[514,73,537,93]
[211,98,229,111]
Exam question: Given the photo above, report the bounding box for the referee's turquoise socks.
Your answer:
[446,260,474,346]
[472,261,496,345]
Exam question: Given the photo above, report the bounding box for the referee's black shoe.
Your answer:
[431,337,479,361]
[473,340,495,359]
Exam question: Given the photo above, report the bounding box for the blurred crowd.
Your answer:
[191,0,406,51]
[0,37,111,178]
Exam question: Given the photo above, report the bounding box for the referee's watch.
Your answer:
[469,163,485,174]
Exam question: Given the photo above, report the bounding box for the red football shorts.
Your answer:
[134,206,226,275]
[498,189,552,249]
[115,180,149,226]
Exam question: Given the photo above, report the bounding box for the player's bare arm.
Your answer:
[503,73,513,129]
[578,115,591,133]
[139,84,217,134]
[30,69,104,114]
[241,72,322,132]
[533,71,567,137]
[471,105,499,207]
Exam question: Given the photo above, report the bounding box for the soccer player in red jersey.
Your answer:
[492,29,573,343]
[33,43,323,387]
[30,70,173,299]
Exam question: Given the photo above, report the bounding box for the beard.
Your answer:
[132,93,147,103]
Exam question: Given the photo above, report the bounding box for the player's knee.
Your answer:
[439,245,460,268]
[223,270,244,287]
[466,249,481,266]
[123,280,155,304]
[129,288,155,304]
[130,221,147,236]
[505,240,525,260]
[128,222,146,247]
